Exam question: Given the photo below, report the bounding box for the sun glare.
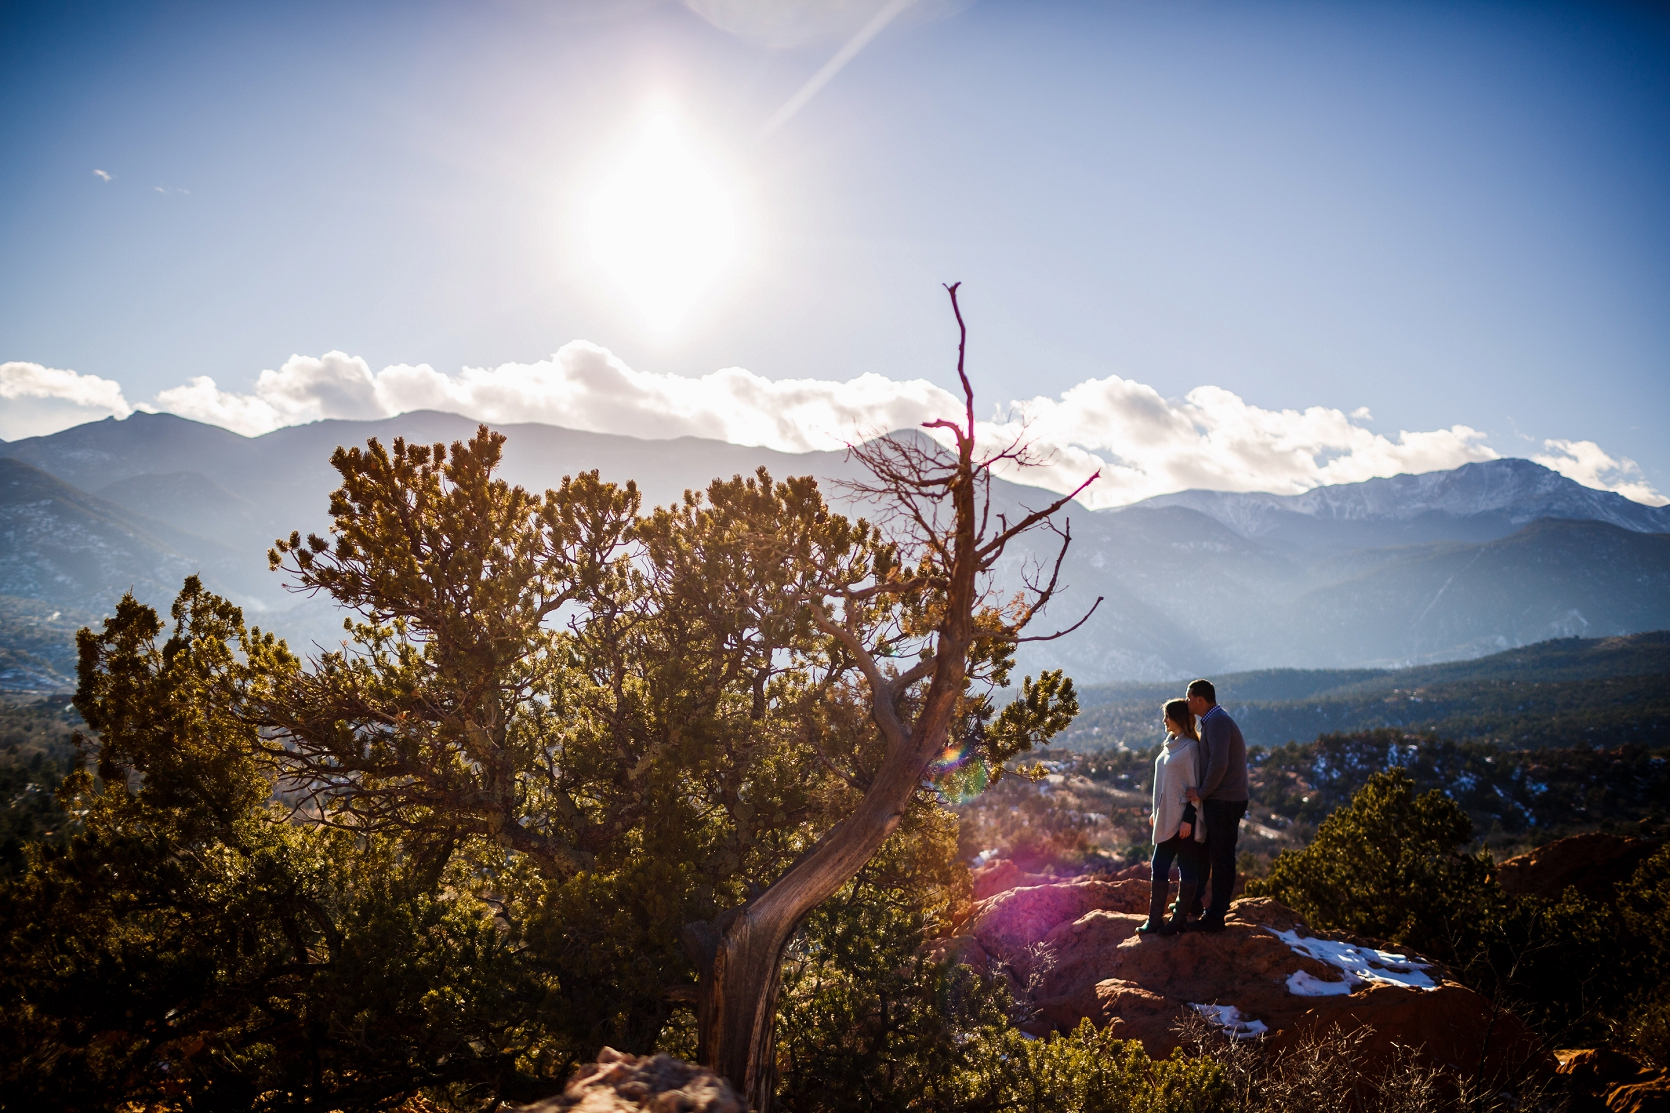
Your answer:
[582,109,744,333]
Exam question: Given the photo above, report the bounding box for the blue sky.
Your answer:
[2,0,1667,505]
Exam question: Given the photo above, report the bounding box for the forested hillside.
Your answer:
[956,732,1670,888]
[1065,631,1670,750]
[6,422,1670,1112]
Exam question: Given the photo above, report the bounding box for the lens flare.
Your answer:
[928,739,989,805]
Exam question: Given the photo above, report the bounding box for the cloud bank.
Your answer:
[5,345,1664,507]
[1532,439,1665,508]
[0,361,132,441]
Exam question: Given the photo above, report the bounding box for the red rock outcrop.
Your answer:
[950,882,1549,1081]
[965,876,1155,969]
[516,1048,745,1113]
[1556,1048,1670,1112]
[970,858,1062,900]
[1498,833,1662,902]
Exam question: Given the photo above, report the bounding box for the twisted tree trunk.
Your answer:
[684,283,1091,1111]
[682,724,955,1107]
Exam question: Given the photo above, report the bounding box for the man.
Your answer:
[1182,679,1247,933]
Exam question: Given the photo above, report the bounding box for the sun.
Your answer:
[582,108,745,334]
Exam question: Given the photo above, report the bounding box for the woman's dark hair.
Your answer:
[1164,698,1197,741]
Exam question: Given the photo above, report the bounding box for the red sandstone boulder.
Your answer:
[948,888,1549,1082]
[1555,1049,1670,1113]
[517,1048,745,1113]
[925,934,990,970]
[1498,833,1662,902]
[1558,1048,1653,1088]
[965,877,1155,971]
[970,858,1061,900]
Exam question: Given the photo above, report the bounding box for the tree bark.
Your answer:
[684,735,938,1109]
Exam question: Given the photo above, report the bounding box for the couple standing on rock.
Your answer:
[1137,679,1249,937]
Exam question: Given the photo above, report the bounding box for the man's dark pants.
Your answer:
[1194,799,1247,922]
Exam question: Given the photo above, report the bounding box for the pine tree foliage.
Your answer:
[0,579,545,1110]
[1249,769,1493,952]
[1,420,1104,1110]
[1251,769,1670,1055]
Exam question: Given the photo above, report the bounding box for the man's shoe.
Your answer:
[1188,916,1227,934]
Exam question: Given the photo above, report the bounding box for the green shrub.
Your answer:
[1247,769,1492,958]
[1250,768,1670,1053]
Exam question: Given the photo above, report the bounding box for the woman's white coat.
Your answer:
[1151,732,1200,845]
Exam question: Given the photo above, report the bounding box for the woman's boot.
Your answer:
[1162,881,1197,936]
[1136,878,1169,934]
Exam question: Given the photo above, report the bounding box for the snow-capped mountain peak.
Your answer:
[1127,459,1670,538]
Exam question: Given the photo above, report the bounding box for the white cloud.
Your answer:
[154,343,954,445]
[973,379,1502,508]
[140,342,1589,507]
[93,169,112,182]
[1533,439,1669,507]
[0,362,132,441]
[14,344,1664,508]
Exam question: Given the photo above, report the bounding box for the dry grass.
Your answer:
[1172,1011,1564,1113]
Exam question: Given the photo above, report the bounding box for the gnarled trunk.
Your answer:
[684,733,940,1111]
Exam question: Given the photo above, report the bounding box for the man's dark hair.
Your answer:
[1187,678,1216,703]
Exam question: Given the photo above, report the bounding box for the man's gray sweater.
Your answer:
[1197,705,1248,802]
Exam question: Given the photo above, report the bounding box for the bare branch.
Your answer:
[976,471,1100,563]
[1013,596,1102,644]
[943,281,975,441]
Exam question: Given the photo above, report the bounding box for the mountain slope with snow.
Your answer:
[1131,459,1670,551]
[0,416,1666,686]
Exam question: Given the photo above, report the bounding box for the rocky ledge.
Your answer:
[1497,832,1663,902]
[1556,1048,1670,1112]
[935,874,1549,1080]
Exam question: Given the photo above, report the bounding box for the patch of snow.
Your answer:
[1268,928,1437,993]
[1285,970,1353,996]
[1190,1003,1268,1039]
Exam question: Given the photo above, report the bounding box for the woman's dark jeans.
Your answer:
[1150,834,1200,885]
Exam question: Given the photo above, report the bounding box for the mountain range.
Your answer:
[1,410,1667,689]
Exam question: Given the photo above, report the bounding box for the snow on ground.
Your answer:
[1285,969,1354,996]
[1267,928,1438,995]
[1190,1003,1270,1039]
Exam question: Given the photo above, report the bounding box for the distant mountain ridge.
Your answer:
[1,413,1667,687]
[1133,458,1670,544]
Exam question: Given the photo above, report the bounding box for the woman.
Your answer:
[1138,698,1202,936]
